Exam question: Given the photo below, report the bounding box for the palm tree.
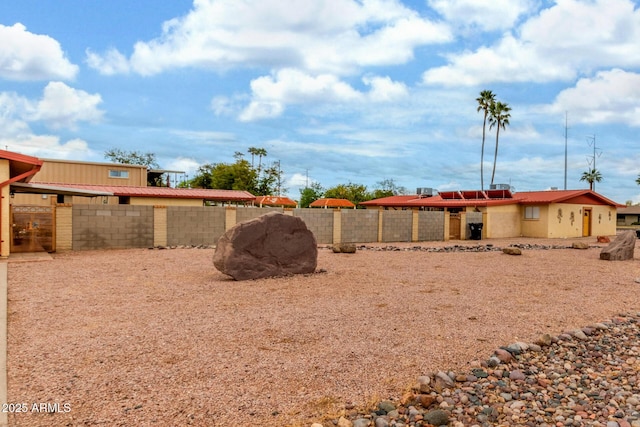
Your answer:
[580,168,602,191]
[476,90,496,191]
[488,101,511,186]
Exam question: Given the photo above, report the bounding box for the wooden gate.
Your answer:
[449,213,461,240]
[10,205,55,253]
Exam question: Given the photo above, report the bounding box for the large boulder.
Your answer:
[600,230,636,261]
[213,212,318,280]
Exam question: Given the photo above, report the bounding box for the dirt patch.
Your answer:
[7,237,640,426]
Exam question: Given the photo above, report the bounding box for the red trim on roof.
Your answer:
[35,183,256,201]
[517,190,624,207]
[0,150,43,166]
[309,198,355,208]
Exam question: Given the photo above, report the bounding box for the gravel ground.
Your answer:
[6,236,640,427]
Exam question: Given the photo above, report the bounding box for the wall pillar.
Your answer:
[460,211,467,240]
[443,209,450,241]
[332,209,341,244]
[377,210,384,242]
[411,210,419,242]
[55,203,73,251]
[225,206,237,230]
[153,205,167,247]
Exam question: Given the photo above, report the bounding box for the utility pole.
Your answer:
[586,135,602,191]
[564,112,568,190]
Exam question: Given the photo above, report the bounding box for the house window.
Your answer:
[109,170,129,179]
[524,206,540,220]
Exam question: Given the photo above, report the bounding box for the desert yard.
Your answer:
[6,237,640,426]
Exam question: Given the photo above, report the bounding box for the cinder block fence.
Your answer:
[54,205,455,251]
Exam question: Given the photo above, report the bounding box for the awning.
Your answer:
[10,182,114,197]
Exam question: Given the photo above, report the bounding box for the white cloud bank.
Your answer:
[87,0,452,76]
[0,23,78,81]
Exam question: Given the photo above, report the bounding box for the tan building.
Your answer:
[360,188,623,239]
[0,150,256,257]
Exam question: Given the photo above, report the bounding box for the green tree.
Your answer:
[324,182,370,206]
[580,168,602,191]
[104,148,160,168]
[476,90,496,191]
[488,100,511,186]
[371,178,407,199]
[187,147,282,195]
[299,181,324,208]
[636,173,640,186]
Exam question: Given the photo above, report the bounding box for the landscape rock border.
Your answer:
[314,312,640,427]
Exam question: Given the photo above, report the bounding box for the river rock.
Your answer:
[600,230,636,261]
[332,242,357,253]
[572,242,590,249]
[213,212,317,280]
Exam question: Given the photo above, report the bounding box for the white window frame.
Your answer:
[524,206,540,220]
[109,170,129,179]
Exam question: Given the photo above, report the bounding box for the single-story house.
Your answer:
[360,188,623,239]
[617,205,640,226]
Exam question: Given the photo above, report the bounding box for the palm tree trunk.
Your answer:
[481,112,487,191]
[490,126,500,186]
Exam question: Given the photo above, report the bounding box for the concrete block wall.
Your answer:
[64,205,446,252]
[293,208,334,244]
[167,206,226,246]
[341,209,379,243]
[381,210,413,242]
[72,205,153,250]
[418,211,445,241]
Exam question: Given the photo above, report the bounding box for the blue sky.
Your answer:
[1,0,639,203]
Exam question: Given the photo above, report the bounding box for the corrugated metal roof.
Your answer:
[516,190,623,207]
[618,205,640,214]
[309,198,356,208]
[360,195,421,207]
[33,183,256,201]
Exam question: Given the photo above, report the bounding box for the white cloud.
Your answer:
[239,69,409,121]
[549,69,640,127]
[0,133,92,159]
[87,0,452,76]
[429,0,534,31]
[423,0,640,86]
[0,23,78,81]
[29,82,104,129]
[85,47,130,75]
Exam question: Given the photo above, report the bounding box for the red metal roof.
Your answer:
[516,190,624,207]
[34,183,256,202]
[255,196,297,207]
[0,150,43,183]
[360,195,422,207]
[309,198,356,208]
[361,189,622,209]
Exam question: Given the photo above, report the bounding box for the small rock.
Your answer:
[423,409,450,426]
[503,247,522,255]
[572,242,590,249]
[337,416,353,427]
[494,348,513,363]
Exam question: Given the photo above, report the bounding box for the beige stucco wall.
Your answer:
[521,203,618,238]
[0,160,9,257]
[484,204,521,238]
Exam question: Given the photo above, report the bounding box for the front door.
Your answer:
[582,208,592,237]
[10,205,55,253]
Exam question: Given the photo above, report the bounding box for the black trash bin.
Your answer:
[469,223,483,240]
[636,229,640,239]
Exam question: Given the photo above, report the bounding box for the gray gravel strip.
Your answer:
[315,312,640,427]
